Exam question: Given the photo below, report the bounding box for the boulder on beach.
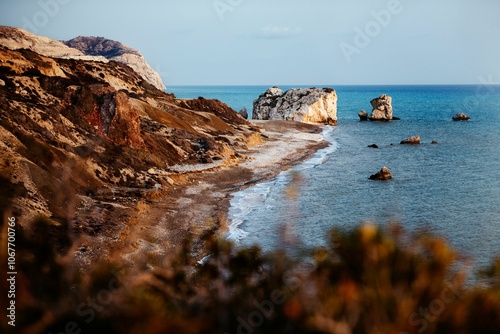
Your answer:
[369,94,393,121]
[452,113,470,121]
[400,136,421,145]
[358,110,368,121]
[369,166,392,181]
[238,107,248,119]
[252,87,337,125]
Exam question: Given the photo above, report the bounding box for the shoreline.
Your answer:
[94,120,331,268]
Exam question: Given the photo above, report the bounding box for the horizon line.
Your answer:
[166,83,500,87]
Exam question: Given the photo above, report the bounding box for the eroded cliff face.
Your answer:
[0,38,258,228]
[252,87,337,125]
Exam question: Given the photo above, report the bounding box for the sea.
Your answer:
[169,85,500,272]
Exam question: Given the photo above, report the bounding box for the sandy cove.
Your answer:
[75,120,329,269]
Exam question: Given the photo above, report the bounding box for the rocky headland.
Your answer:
[0,26,166,91]
[64,36,166,91]
[252,86,338,125]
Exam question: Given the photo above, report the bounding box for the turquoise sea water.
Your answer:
[170,85,500,270]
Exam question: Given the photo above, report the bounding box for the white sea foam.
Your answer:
[227,182,273,242]
[227,126,338,243]
[293,126,337,171]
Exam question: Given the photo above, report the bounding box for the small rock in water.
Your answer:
[367,144,379,148]
[400,136,421,145]
[431,140,438,144]
[452,113,470,121]
[358,110,368,121]
[369,166,392,181]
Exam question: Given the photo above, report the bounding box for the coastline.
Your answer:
[98,120,330,267]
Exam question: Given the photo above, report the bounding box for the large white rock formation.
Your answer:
[252,87,337,125]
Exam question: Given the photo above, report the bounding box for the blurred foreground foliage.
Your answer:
[2,217,500,334]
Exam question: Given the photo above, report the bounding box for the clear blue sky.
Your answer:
[1,0,499,86]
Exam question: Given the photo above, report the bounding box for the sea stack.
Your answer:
[252,87,338,125]
[369,94,393,121]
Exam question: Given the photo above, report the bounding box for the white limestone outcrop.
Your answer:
[252,87,337,125]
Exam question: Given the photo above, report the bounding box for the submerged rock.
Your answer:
[358,110,368,121]
[452,113,470,121]
[400,136,421,145]
[369,166,392,181]
[369,94,393,121]
[252,87,337,125]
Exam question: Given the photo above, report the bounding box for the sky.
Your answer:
[1,0,500,86]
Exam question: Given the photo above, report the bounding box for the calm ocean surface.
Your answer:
[169,85,500,270]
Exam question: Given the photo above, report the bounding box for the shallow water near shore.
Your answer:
[171,85,500,270]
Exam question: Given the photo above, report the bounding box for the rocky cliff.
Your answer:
[0,26,166,91]
[252,87,337,125]
[65,36,166,91]
[0,28,258,228]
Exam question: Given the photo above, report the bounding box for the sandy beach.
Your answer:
[75,120,329,268]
